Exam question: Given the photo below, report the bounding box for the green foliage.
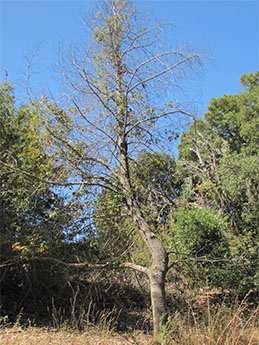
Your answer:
[94,151,181,267]
[169,208,228,259]
[0,82,100,322]
[0,83,75,293]
[94,190,152,267]
[177,72,259,292]
[167,207,230,288]
[94,189,138,264]
[132,152,181,227]
[0,82,72,252]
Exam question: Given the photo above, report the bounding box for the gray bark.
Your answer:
[149,265,167,344]
[118,134,168,343]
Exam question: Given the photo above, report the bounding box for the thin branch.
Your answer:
[0,159,117,193]
[127,53,198,94]
[79,70,117,119]
[122,22,173,57]
[26,256,148,275]
[168,256,232,270]
[72,101,118,146]
[126,51,178,92]
[0,258,21,268]
[126,109,193,137]
[46,122,113,173]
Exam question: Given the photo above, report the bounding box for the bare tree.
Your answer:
[8,1,201,343]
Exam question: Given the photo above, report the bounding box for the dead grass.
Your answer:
[161,296,259,345]
[0,327,152,345]
[1,294,258,345]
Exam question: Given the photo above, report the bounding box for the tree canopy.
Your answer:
[177,71,259,291]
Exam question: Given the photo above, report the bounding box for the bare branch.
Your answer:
[0,159,117,193]
[126,108,193,137]
[168,256,234,270]
[25,256,149,275]
[72,101,118,146]
[127,53,198,94]
[122,23,174,57]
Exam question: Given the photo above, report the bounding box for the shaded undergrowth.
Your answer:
[1,261,258,344]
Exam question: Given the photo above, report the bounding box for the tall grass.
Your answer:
[1,293,258,345]
[161,293,259,345]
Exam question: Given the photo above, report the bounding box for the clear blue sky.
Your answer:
[0,0,258,115]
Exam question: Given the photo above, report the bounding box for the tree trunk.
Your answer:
[149,261,167,344]
[115,44,168,342]
[118,135,168,343]
[129,200,168,344]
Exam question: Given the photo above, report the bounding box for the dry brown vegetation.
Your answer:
[1,297,258,345]
[0,327,152,345]
[161,304,259,345]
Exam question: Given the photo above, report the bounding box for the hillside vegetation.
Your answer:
[0,0,258,343]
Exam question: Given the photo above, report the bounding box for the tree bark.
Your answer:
[124,189,168,343]
[134,206,168,344]
[117,130,168,343]
[149,260,168,344]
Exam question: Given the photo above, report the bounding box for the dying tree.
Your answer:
[3,1,201,342]
[53,1,200,342]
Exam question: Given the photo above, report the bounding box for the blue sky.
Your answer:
[0,0,258,115]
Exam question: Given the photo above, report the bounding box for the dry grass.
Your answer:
[1,295,258,345]
[161,296,259,345]
[0,327,152,345]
